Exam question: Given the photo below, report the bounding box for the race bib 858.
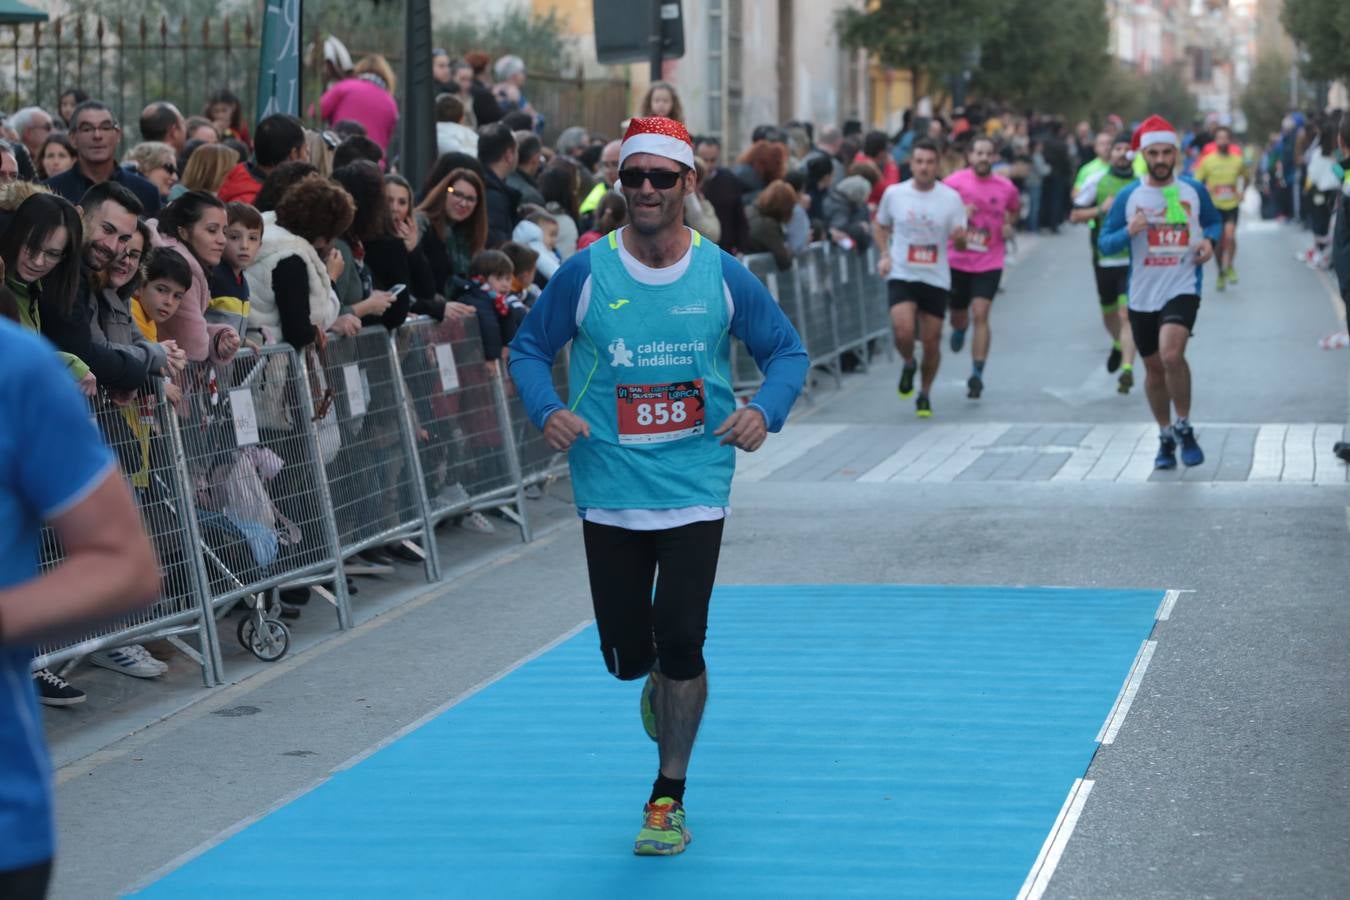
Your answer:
[616,379,706,445]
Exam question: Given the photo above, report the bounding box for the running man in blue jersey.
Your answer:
[0,317,160,898]
[1099,115,1222,470]
[509,116,808,857]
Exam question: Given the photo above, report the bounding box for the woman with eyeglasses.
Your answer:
[0,189,88,389]
[413,167,488,297]
[124,142,179,202]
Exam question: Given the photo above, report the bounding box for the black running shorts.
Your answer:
[1128,294,1200,359]
[1219,208,1239,226]
[582,518,724,682]
[1093,265,1129,309]
[949,268,1002,311]
[887,279,948,319]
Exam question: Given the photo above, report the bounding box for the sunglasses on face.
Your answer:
[618,168,682,190]
[159,163,178,176]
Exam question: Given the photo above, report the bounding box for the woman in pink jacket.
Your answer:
[151,191,240,363]
[318,55,400,154]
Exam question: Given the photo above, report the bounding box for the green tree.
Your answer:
[1142,63,1199,129]
[1085,63,1149,126]
[836,0,1013,89]
[1281,0,1350,85]
[971,0,1108,114]
[1240,53,1312,141]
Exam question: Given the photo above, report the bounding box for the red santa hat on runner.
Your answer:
[619,116,696,170]
[1131,115,1179,152]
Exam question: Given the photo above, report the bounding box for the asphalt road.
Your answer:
[44,215,1349,899]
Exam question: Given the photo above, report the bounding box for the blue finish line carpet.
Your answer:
[136,585,1163,899]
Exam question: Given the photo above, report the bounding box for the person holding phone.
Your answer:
[330,160,415,336]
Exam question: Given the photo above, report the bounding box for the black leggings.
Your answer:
[0,859,52,899]
[581,518,724,682]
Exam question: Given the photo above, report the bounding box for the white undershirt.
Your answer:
[580,228,733,531]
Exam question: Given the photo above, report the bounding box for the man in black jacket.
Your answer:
[477,123,520,248]
[39,181,151,394]
[45,100,160,215]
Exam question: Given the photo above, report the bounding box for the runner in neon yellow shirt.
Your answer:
[1191,125,1247,288]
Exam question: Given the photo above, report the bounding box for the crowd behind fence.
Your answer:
[34,240,893,688]
[0,13,631,150]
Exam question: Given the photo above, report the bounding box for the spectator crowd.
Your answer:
[3,38,1344,707]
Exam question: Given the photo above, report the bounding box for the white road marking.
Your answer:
[1248,424,1287,481]
[1097,639,1157,745]
[734,424,847,482]
[857,425,948,482]
[1051,424,1117,482]
[894,425,986,482]
[1043,365,1125,408]
[1155,589,1192,621]
[920,424,1011,482]
[1118,426,1164,482]
[1085,424,1153,481]
[1281,424,1317,482]
[1017,778,1095,900]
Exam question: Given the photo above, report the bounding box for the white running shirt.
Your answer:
[875,179,968,290]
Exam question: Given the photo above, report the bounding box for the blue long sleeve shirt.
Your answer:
[508,236,808,435]
[1098,175,1222,311]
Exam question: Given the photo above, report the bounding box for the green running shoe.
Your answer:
[640,671,659,743]
[1225,267,1238,285]
[898,361,917,398]
[915,394,932,418]
[634,798,691,856]
[1216,269,1227,291]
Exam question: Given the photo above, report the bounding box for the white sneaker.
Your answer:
[458,511,496,534]
[89,644,168,679]
[436,482,471,508]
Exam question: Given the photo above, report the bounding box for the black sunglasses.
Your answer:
[618,168,682,190]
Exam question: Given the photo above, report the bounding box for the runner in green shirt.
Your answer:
[1071,133,1138,394]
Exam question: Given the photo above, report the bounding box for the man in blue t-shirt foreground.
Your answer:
[0,318,160,898]
[509,116,808,857]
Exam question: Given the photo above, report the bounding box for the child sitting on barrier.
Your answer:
[207,202,264,341]
[458,249,517,373]
[498,241,540,313]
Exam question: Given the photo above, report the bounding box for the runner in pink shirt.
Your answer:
[944,136,1021,399]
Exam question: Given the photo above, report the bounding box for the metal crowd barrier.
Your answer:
[32,249,882,687]
[33,382,221,686]
[732,241,892,399]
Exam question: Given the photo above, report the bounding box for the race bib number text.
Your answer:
[965,228,990,253]
[616,379,706,445]
[1145,224,1190,266]
[907,244,939,266]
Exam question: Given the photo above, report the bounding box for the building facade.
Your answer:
[530,0,871,152]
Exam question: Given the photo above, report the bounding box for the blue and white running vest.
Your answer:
[567,231,736,509]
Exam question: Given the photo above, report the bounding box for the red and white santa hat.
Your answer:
[1131,114,1178,152]
[619,116,695,170]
